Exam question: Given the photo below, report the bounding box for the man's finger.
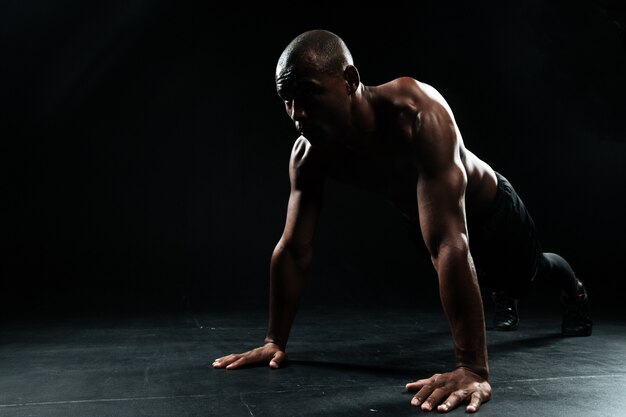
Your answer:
[212,354,237,368]
[405,377,432,392]
[213,353,237,366]
[421,388,448,412]
[466,392,483,413]
[269,351,285,369]
[410,383,435,407]
[212,354,231,364]
[437,391,466,413]
[225,357,246,369]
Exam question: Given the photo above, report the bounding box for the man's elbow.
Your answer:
[273,238,314,268]
[428,234,471,270]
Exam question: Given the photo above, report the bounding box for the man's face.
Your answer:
[275,61,350,145]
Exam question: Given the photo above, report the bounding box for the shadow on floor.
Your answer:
[287,359,427,378]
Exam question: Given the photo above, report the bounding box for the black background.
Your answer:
[2,1,625,315]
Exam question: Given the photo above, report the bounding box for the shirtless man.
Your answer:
[212,30,592,413]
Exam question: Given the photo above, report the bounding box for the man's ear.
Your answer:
[344,65,360,94]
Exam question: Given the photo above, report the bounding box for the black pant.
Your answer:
[467,172,543,298]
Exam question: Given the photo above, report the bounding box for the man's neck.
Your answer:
[343,84,378,153]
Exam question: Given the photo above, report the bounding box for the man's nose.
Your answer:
[290,101,307,121]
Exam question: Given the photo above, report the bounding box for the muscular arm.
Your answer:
[265,136,325,349]
[213,136,324,370]
[406,106,490,413]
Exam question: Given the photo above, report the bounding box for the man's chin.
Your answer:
[302,130,329,145]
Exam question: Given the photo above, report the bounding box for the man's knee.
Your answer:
[536,252,578,294]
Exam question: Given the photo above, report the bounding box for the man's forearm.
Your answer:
[265,242,311,350]
[434,245,489,379]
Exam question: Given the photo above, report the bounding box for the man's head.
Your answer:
[276,29,353,77]
[275,30,360,144]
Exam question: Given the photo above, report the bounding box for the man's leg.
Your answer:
[539,252,592,336]
[469,171,592,335]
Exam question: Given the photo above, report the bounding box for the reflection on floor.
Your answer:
[0,302,624,417]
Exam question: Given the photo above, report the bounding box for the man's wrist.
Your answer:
[264,337,285,350]
[455,364,489,380]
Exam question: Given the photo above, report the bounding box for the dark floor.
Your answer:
[0,300,624,417]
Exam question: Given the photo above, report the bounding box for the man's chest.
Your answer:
[322,142,419,211]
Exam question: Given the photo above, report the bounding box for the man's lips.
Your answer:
[298,125,318,136]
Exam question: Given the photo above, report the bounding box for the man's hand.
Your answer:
[212,342,286,370]
[406,367,491,413]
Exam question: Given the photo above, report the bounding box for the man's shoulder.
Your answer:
[289,135,313,167]
[372,78,429,143]
[375,77,441,119]
[289,136,325,182]
[378,78,450,109]
[377,77,421,101]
